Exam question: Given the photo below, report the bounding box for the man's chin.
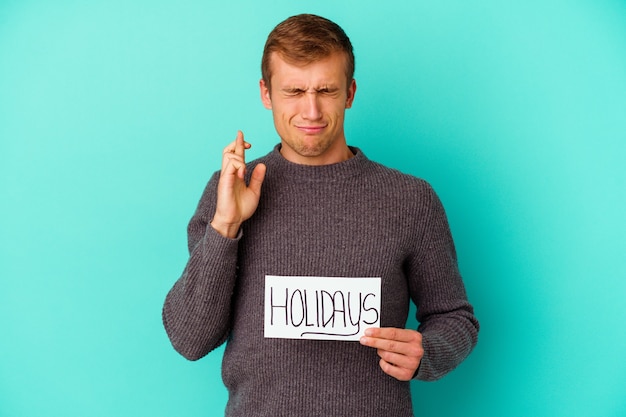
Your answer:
[279,140,330,161]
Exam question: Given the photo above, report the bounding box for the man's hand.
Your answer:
[359,327,424,381]
[210,131,266,238]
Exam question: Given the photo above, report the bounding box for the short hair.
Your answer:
[261,14,355,90]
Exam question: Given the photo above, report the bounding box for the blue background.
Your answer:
[1,1,625,416]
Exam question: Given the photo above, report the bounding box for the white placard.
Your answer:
[264,275,381,341]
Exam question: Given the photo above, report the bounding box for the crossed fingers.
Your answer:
[222,131,251,178]
[211,131,266,238]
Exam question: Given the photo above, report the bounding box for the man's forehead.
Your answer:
[269,50,345,66]
[268,52,348,84]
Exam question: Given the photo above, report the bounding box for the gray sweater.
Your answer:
[163,145,479,417]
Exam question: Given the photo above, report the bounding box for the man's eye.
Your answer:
[319,88,338,95]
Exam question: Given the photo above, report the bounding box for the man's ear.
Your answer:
[260,79,272,109]
[345,79,357,109]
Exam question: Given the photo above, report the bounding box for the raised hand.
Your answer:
[210,131,266,238]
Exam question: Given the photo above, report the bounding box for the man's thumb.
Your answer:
[248,163,266,194]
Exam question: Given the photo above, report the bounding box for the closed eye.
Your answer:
[317,87,340,96]
[283,88,305,96]
[281,87,340,97]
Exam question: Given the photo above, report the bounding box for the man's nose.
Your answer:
[302,93,322,120]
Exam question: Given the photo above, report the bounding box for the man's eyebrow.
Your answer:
[316,85,339,92]
[281,86,306,93]
[280,85,340,93]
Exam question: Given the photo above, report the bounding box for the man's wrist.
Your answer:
[210,219,241,239]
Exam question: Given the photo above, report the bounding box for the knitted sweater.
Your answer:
[163,145,479,417]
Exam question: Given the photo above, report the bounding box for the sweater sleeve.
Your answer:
[408,184,479,381]
[162,172,239,360]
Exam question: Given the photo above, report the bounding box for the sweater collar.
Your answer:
[263,144,369,181]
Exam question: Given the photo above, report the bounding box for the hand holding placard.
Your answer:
[359,327,424,381]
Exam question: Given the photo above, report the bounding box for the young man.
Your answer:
[163,14,479,417]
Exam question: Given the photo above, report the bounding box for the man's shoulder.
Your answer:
[365,158,434,193]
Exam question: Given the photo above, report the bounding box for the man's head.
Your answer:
[259,14,357,166]
[261,14,355,92]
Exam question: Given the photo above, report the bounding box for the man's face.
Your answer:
[260,52,356,165]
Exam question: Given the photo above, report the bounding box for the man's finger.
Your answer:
[360,328,423,356]
[364,327,421,343]
[377,348,421,371]
[235,130,246,157]
[222,153,246,175]
[378,358,415,381]
[361,337,415,356]
[222,134,251,156]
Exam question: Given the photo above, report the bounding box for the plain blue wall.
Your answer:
[1,1,625,416]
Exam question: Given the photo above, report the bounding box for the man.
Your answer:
[163,14,478,417]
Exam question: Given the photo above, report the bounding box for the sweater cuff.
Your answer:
[203,224,243,253]
[414,336,436,381]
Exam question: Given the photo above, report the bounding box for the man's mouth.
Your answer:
[297,125,326,134]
